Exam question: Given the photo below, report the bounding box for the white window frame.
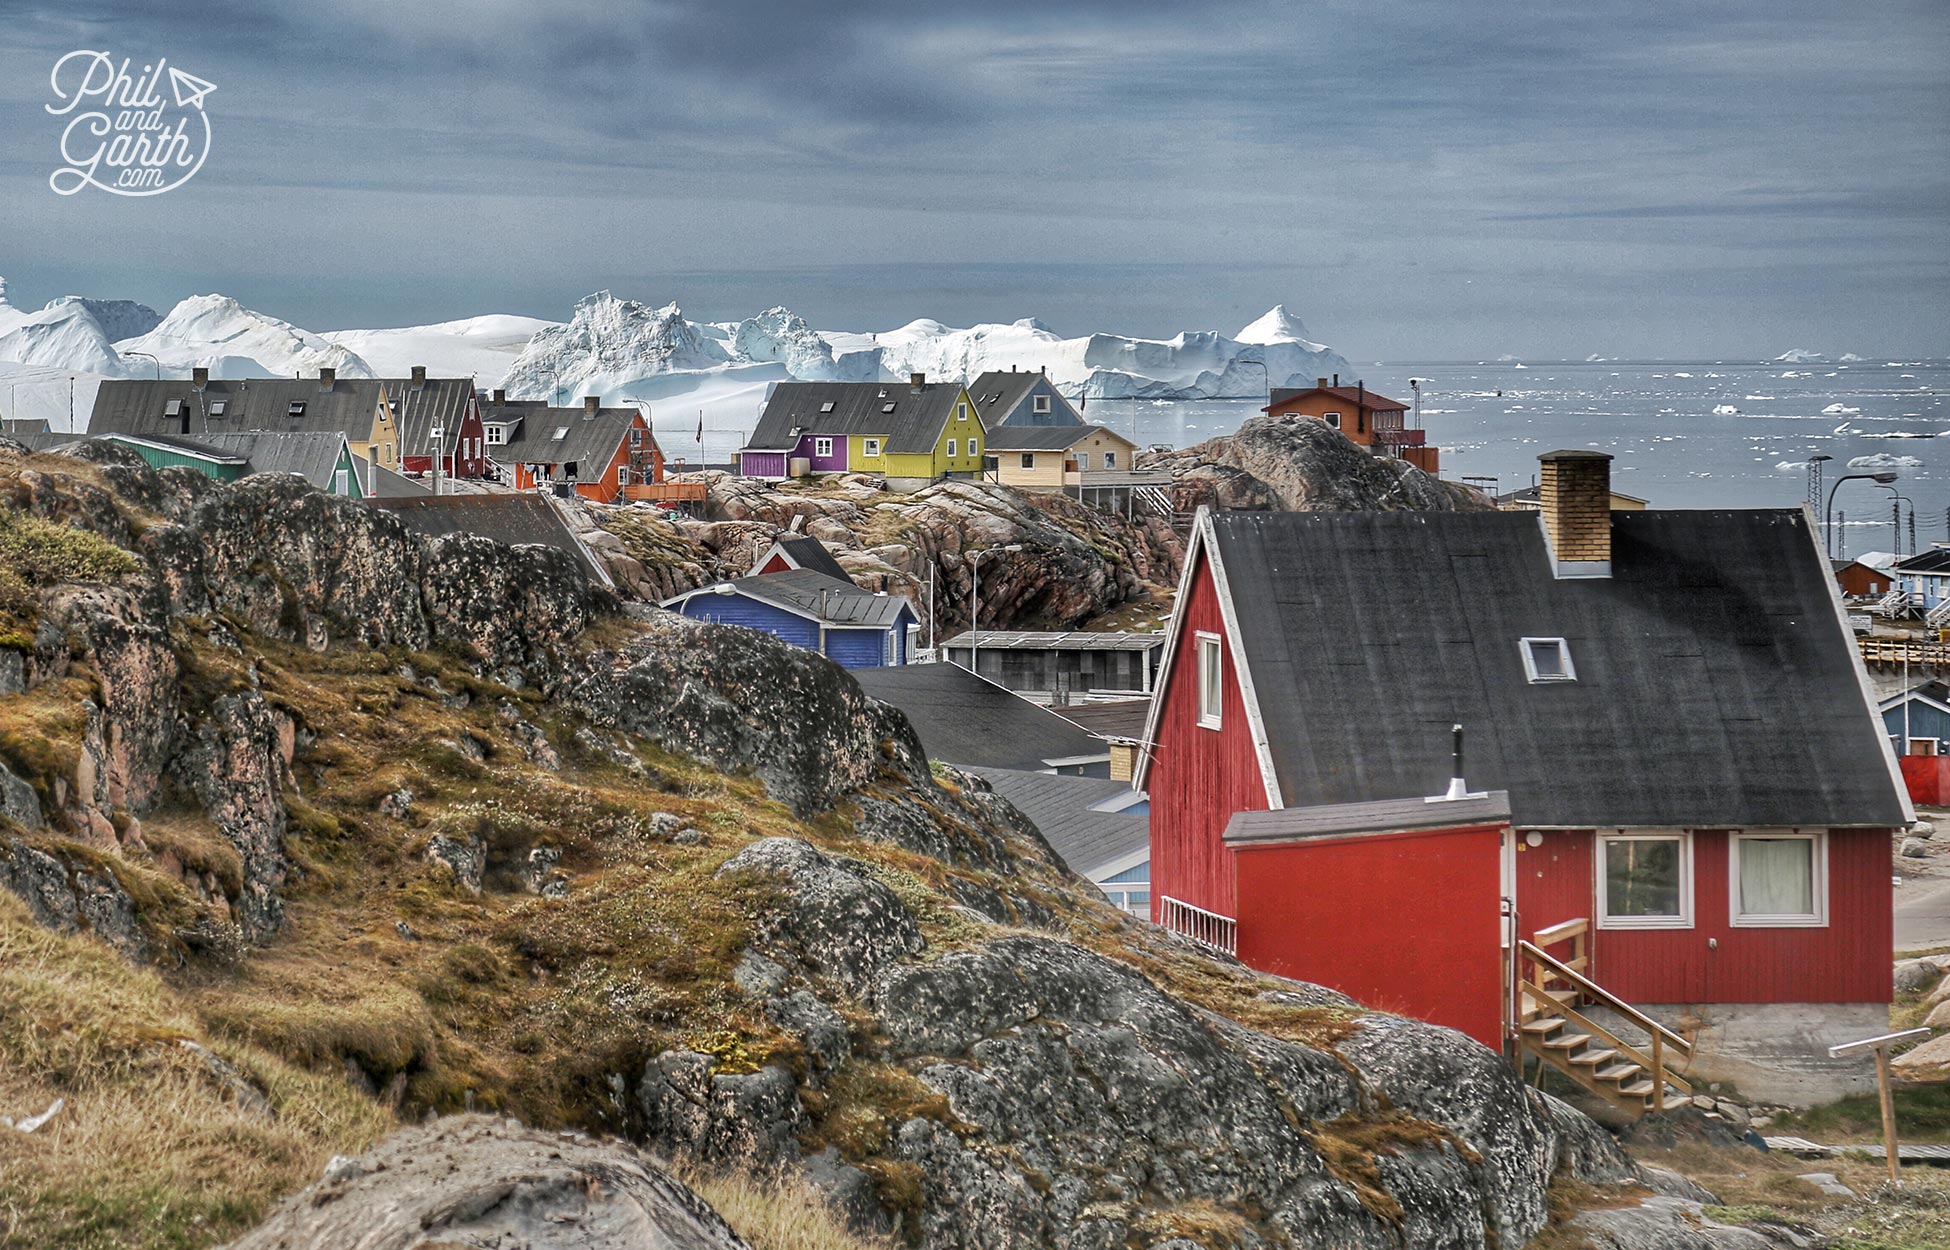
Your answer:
[1321,411,1342,429]
[863,437,882,458]
[815,436,834,458]
[1104,450,1117,468]
[957,403,969,421]
[969,438,978,460]
[1020,452,1036,470]
[485,424,506,445]
[1196,631,1223,730]
[1076,451,1090,470]
[1596,831,1694,930]
[1910,737,1940,756]
[1729,830,1828,928]
[946,438,957,458]
[617,464,629,487]
[332,468,349,496]
[1034,394,1052,414]
[1520,637,1576,683]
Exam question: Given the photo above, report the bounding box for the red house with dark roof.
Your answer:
[1263,376,1437,474]
[1138,450,1908,1107]
[480,396,662,505]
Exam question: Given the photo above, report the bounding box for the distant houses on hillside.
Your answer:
[1263,375,1439,475]
[662,570,920,669]
[737,375,986,491]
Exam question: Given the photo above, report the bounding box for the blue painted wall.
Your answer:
[826,627,893,670]
[1883,698,1950,748]
[1102,862,1150,884]
[674,595,819,651]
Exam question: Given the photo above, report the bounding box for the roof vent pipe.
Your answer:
[1442,724,1471,801]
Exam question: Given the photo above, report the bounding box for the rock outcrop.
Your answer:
[1141,411,1491,512]
[221,1116,747,1250]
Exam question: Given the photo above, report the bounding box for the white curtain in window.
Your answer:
[1739,838,1813,915]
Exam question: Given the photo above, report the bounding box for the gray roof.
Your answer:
[1,418,50,435]
[3,431,84,453]
[384,378,476,457]
[187,431,351,491]
[852,662,1110,770]
[672,569,912,627]
[1497,482,1647,506]
[750,535,853,584]
[367,493,607,583]
[483,402,642,472]
[1224,792,1513,847]
[89,377,384,440]
[100,431,249,466]
[1050,698,1153,742]
[967,370,1084,427]
[981,424,1133,452]
[1194,508,1906,829]
[366,460,432,497]
[963,766,1147,879]
[745,380,970,454]
[941,630,1167,652]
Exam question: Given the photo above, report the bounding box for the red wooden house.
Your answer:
[1263,376,1437,474]
[1137,450,1909,1106]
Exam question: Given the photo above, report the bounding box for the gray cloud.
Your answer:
[0,0,1943,356]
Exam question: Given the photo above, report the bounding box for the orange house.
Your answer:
[1264,377,1438,475]
[486,396,663,505]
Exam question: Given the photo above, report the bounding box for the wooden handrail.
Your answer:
[1521,979,1692,1101]
[1519,940,1692,1059]
[1531,918,1588,948]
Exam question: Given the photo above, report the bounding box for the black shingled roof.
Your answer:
[1190,508,1904,829]
[966,370,1085,427]
[962,766,1147,878]
[90,378,384,440]
[744,381,970,454]
[852,663,1111,771]
[707,569,913,627]
[1895,547,1950,574]
[752,535,854,584]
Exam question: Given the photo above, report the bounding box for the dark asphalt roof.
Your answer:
[1895,547,1950,574]
[366,461,431,497]
[385,378,476,458]
[963,766,1147,878]
[852,662,1111,771]
[966,370,1085,427]
[101,431,250,466]
[486,403,641,471]
[1224,792,1513,847]
[671,569,913,627]
[1,418,49,434]
[188,431,351,490]
[90,378,385,440]
[982,423,1135,452]
[1199,508,1905,829]
[1266,383,1408,412]
[752,535,853,583]
[745,381,970,454]
[1050,698,1153,742]
[367,493,605,582]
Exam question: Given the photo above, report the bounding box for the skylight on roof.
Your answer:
[1520,637,1575,683]
[819,401,835,413]
[882,402,896,413]
[209,400,227,417]
[287,401,305,417]
[163,399,182,416]
[552,426,569,441]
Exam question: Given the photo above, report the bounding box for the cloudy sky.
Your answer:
[1,0,1944,358]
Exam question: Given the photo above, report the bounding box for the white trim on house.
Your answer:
[1803,503,1917,825]
[1595,830,1694,930]
[1088,844,1153,882]
[1728,829,1829,928]
[1196,632,1223,728]
[1879,688,1950,719]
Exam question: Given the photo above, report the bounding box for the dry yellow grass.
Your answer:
[673,1161,896,1250]
[0,894,392,1249]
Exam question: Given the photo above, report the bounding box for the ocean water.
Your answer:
[1080,360,1950,558]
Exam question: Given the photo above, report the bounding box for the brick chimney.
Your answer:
[411,365,427,390]
[318,366,335,390]
[583,395,601,415]
[909,371,926,389]
[191,366,209,388]
[1316,377,1328,389]
[1538,450,1614,576]
[491,388,506,404]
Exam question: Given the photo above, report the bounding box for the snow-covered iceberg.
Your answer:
[117,294,375,379]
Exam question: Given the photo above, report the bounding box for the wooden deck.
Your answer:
[1765,1136,1950,1164]
[622,482,708,504]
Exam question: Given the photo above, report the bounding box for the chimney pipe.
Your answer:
[1332,373,1339,387]
[583,395,601,416]
[909,372,926,389]
[191,366,209,389]
[1442,724,1470,801]
[411,365,427,390]
[1538,450,1615,576]
[318,366,335,390]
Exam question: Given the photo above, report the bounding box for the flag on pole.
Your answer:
[697,409,704,445]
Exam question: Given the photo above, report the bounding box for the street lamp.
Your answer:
[1235,357,1272,411]
[967,544,1024,678]
[122,350,160,380]
[1826,471,1900,558]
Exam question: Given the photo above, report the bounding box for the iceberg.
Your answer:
[118,294,374,379]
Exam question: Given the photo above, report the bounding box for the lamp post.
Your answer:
[1826,471,1899,558]
[1235,357,1271,411]
[123,350,160,380]
[967,544,1023,678]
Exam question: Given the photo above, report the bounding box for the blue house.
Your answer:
[968,369,1085,428]
[1880,681,1950,756]
[662,569,918,669]
[1894,546,1950,614]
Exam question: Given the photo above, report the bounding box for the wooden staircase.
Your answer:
[1515,920,1694,1116]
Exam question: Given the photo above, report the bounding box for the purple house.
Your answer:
[739,429,848,478]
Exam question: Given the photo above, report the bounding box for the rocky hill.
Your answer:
[0,438,1757,1249]
[1141,412,1491,513]
[577,473,1183,635]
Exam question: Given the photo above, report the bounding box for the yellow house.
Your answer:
[740,375,985,492]
[984,424,1140,491]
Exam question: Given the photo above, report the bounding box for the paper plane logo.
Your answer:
[46,51,215,197]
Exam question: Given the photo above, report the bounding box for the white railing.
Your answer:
[1160,895,1237,955]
